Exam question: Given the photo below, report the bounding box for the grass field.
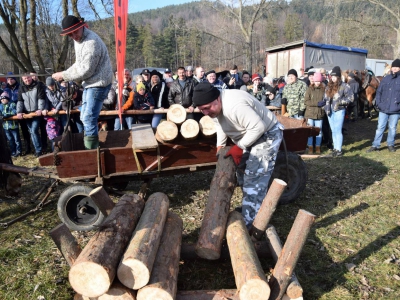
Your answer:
[1,116,400,299]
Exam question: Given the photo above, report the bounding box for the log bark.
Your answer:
[69,194,145,298]
[118,192,169,290]
[180,119,199,140]
[195,147,237,260]
[155,121,178,143]
[250,179,287,240]
[167,104,187,125]
[269,210,315,300]
[265,225,303,299]
[176,289,239,300]
[75,281,137,299]
[226,211,270,300]
[137,211,183,300]
[199,115,216,138]
[89,186,116,217]
[49,223,82,267]
[180,240,271,261]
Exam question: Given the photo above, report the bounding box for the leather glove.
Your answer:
[281,98,288,105]
[224,145,243,165]
[317,100,325,107]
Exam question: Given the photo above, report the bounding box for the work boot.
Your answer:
[315,146,321,154]
[388,146,396,152]
[307,145,314,154]
[366,146,379,153]
[84,135,99,150]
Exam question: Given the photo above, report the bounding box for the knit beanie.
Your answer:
[251,73,261,81]
[136,82,146,92]
[205,70,216,77]
[46,77,55,86]
[287,69,298,77]
[313,72,322,82]
[193,82,220,107]
[330,66,341,77]
[392,59,400,68]
[0,91,10,101]
[6,72,16,81]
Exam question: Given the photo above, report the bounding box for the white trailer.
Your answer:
[265,40,368,78]
[365,58,393,76]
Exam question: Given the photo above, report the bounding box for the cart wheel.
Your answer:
[57,185,105,231]
[270,151,307,205]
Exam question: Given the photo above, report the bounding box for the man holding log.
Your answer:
[193,82,283,228]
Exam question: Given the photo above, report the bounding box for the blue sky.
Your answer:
[129,0,197,13]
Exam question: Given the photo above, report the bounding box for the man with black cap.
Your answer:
[281,68,307,119]
[367,59,400,153]
[52,15,113,150]
[192,83,283,228]
[141,69,151,90]
[163,68,173,80]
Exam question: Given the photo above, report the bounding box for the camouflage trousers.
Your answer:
[237,122,284,227]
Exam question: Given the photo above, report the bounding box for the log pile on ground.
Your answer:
[50,153,314,299]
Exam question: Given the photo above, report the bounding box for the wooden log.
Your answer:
[195,147,236,260]
[180,240,271,261]
[69,194,145,298]
[199,115,216,138]
[49,223,82,267]
[265,225,303,299]
[180,119,199,140]
[155,121,178,143]
[118,192,169,290]
[226,211,270,300]
[89,186,116,217]
[269,209,316,300]
[167,104,187,125]
[137,211,183,300]
[176,289,239,300]
[75,281,137,299]
[250,179,287,240]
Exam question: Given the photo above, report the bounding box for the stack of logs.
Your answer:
[155,104,216,143]
[50,146,315,300]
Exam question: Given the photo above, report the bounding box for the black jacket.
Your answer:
[151,82,169,108]
[168,78,195,108]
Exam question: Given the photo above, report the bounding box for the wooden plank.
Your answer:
[131,124,158,150]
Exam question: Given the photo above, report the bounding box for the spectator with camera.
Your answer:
[223,64,244,89]
[247,74,267,105]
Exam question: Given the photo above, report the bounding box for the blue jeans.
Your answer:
[307,119,323,146]
[5,128,22,155]
[327,109,345,152]
[25,117,42,154]
[372,112,400,147]
[81,85,111,136]
[114,116,135,130]
[151,114,165,129]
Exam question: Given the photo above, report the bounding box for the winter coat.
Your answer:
[282,80,308,116]
[322,81,354,114]
[168,78,195,108]
[246,84,267,106]
[16,81,46,113]
[5,83,19,103]
[304,83,326,120]
[347,78,359,104]
[150,82,169,108]
[133,91,155,123]
[0,102,19,130]
[209,79,227,91]
[375,71,400,114]
[223,74,244,90]
[46,87,65,111]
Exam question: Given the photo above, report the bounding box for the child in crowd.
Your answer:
[0,91,22,157]
[122,82,154,124]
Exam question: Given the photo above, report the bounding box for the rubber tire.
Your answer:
[57,184,105,231]
[270,151,307,205]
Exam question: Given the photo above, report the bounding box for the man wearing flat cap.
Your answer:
[52,15,113,149]
[193,83,283,228]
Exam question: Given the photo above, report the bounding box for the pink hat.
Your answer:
[313,72,322,82]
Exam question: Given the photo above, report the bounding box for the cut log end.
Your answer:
[69,262,111,297]
[167,104,187,125]
[239,278,271,300]
[156,121,178,142]
[137,287,173,300]
[199,115,216,137]
[118,259,150,290]
[180,119,199,140]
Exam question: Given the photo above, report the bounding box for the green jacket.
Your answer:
[282,80,307,116]
[304,84,325,120]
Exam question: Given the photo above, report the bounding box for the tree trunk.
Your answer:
[176,289,239,300]
[69,194,145,298]
[167,104,187,125]
[180,119,199,140]
[269,209,316,300]
[195,147,236,260]
[265,225,303,299]
[74,280,137,300]
[250,179,287,240]
[155,121,178,143]
[118,192,169,290]
[226,211,270,300]
[199,115,216,138]
[137,211,183,300]
[89,186,116,217]
[49,223,82,267]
